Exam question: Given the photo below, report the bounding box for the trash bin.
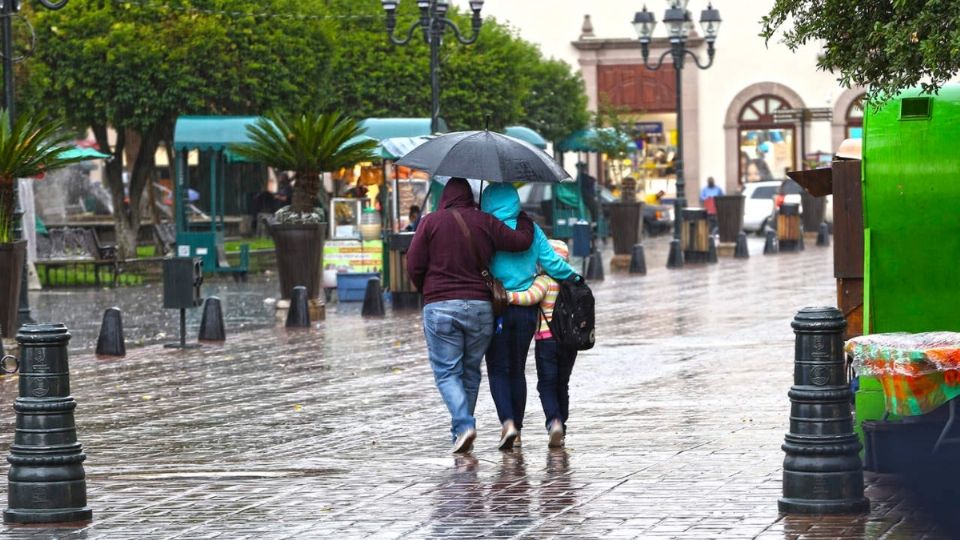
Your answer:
[387,233,421,309]
[681,208,710,263]
[777,203,801,252]
[607,202,643,256]
[715,195,745,244]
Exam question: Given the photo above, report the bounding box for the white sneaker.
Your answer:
[548,420,565,448]
[498,420,519,450]
[453,428,477,454]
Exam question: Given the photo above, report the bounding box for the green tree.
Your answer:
[22,0,333,257]
[521,58,590,149]
[761,0,960,101]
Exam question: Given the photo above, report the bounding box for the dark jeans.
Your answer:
[535,339,577,432]
[485,304,537,431]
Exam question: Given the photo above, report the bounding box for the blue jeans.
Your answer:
[485,304,537,431]
[535,339,577,432]
[423,300,495,441]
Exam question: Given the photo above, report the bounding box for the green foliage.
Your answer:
[0,110,88,242]
[761,0,960,101]
[231,112,378,217]
[522,59,591,148]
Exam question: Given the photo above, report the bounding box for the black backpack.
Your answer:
[546,277,595,351]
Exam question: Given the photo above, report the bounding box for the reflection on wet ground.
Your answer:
[0,236,952,539]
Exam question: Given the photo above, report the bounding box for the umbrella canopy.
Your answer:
[395,130,571,184]
[58,146,112,160]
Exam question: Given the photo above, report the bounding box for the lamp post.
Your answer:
[633,1,720,269]
[3,0,69,326]
[381,0,484,134]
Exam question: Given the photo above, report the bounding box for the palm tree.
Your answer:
[0,110,88,243]
[231,112,378,221]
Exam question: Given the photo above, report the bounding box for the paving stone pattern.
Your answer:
[0,237,950,539]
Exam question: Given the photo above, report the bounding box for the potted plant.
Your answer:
[0,110,85,338]
[231,112,377,301]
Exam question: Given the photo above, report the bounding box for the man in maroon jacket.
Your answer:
[407,178,534,453]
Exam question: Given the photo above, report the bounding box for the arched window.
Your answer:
[846,93,865,139]
[738,95,795,183]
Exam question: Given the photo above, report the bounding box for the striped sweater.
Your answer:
[508,274,560,340]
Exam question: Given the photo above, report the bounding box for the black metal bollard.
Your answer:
[764,229,779,255]
[799,226,806,251]
[666,238,684,269]
[734,232,750,259]
[361,279,385,318]
[707,235,718,264]
[585,251,604,282]
[95,307,125,357]
[779,307,869,514]
[286,286,311,328]
[4,324,92,524]
[629,244,647,275]
[198,297,226,342]
[817,222,830,247]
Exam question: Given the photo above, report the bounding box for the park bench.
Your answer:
[35,227,122,287]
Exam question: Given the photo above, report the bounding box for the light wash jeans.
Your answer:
[423,300,495,441]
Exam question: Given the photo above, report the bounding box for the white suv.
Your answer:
[741,179,832,234]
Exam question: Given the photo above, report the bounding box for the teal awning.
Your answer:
[504,126,547,149]
[359,118,447,140]
[557,128,637,153]
[59,147,112,160]
[173,116,263,152]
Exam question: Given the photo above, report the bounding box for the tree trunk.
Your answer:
[292,171,320,214]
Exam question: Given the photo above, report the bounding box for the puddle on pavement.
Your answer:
[99,468,343,481]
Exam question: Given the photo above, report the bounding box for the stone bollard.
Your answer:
[286,286,311,328]
[734,232,750,259]
[361,279,385,318]
[198,297,226,342]
[4,324,92,524]
[764,229,779,255]
[779,307,870,514]
[817,223,830,247]
[707,235,719,264]
[585,251,604,282]
[95,307,125,357]
[629,244,647,275]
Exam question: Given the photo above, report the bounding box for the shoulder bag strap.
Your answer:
[450,209,486,274]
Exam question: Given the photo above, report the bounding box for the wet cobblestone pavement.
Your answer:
[0,237,952,539]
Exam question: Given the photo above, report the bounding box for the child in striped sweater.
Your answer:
[507,239,577,448]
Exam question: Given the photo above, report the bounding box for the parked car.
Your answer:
[598,187,673,236]
[742,179,832,234]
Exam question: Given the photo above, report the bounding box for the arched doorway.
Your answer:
[723,82,805,192]
[737,95,795,184]
[831,88,866,151]
[845,94,866,139]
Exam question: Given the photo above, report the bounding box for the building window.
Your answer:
[738,95,795,183]
[846,94,865,139]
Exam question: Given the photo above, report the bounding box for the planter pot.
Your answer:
[715,195,745,243]
[270,223,326,300]
[607,202,643,255]
[0,240,26,339]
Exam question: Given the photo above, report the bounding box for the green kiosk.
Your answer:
[173,116,253,277]
[854,86,960,465]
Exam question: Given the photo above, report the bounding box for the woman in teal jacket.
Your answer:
[481,183,577,450]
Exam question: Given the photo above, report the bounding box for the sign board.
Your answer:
[634,122,663,134]
[323,240,383,274]
[177,245,191,257]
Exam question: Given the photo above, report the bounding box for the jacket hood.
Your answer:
[480,183,521,224]
[440,178,475,209]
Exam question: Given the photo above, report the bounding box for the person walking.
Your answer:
[700,176,724,233]
[508,240,578,448]
[480,184,578,450]
[407,178,535,454]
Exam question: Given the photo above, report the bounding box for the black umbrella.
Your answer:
[395,130,571,184]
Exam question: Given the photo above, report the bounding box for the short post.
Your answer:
[707,235,718,264]
[734,232,750,259]
[95,307,126,357]
[585,251,604,282]
[198,297,226,342]
[286,285,311,328]
[779,307,869,514]
[764,229,778,255]
[817,222,830,247]
[4,324,92,524]
[629,243,647,275]
[361,279,385,318]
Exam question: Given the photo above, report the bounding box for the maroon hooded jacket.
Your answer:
[406,178,534,305]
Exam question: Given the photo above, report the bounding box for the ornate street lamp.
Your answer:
[381,0,484,134]
[3,0,70,325]
[633,1,720,269]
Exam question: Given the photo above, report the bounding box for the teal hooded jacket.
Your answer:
[481,183,577,292]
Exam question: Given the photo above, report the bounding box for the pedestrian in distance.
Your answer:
[406,178,536,454]
[700,176,724,233]
[507,239,579,448]
[481,183,578,450]
[404,205,421,232]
